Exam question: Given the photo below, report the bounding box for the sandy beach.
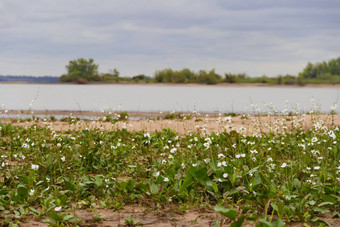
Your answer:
[1,110,338,134]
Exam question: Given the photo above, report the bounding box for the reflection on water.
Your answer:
[0,84,339,113]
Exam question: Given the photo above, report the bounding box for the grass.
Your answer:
[0,112,339,226]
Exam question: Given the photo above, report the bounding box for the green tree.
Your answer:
[60,58,99,82]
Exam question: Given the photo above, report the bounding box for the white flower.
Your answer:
[311,137,318,143]
[314,166,320,170]
[223,173,228,178]
[31,164,39,170]
[61,156,65,162]
[328,130,336,140]
[267,157,273,162]
[29,189,35,196]
[170,148,177,153]
[22,143,30,149]
[155,171,160,177]
[330,103,337,111]
[281,163,287,168]
[54,206,62,212]
[235,154,240,159]
[192,163,197,167]
[163,177,169,182]
[217,153,225,159]
[250,149,258,154]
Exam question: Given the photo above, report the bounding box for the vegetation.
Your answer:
[58,57,340,85]
[155,68,222,84]
[59,58,100,83]
[0,111,339,226]
[299,57,340,84]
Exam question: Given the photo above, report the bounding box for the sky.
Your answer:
[1,0,340,77]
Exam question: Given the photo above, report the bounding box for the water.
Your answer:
[0,84,339,113]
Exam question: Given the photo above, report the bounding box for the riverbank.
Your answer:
[1,111,338,135]
[2,81,340,88]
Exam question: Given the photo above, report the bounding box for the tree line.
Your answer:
[59,57,340,85]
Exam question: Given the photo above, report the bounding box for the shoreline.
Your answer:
[1,110,338,135]
[1,81,340,88]
[2,109,339,119]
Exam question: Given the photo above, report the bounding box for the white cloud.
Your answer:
[0,0,339,77]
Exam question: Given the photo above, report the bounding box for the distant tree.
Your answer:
[300,57,340,79]
[198,69,222,84]
[59,58,99,83]
[110,68,120,77]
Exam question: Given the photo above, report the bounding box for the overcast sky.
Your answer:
[1,0,340,77]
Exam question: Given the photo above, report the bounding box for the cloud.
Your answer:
[0,0,339,77]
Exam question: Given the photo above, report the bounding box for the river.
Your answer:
[0,84,338,114]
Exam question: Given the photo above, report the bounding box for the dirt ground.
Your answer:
[17,205,340,227]
[2,110,339,135]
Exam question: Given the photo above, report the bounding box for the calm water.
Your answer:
[0,84,338,113]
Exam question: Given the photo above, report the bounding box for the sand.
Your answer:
[1,110,339,135]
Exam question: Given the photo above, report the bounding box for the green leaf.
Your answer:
[257,219,272,227]
[212,182,218,193]
[270,202,278,212]
[214,217,220,227]
[127,180,135,192]
[29,207,40,215]
[48,211,62,222]
[272,218,285,227]
[214,206,237,220]
[63,214,78,222]
[293,178,301,189]
[313,207,330,214]
[94,175,103,187]
[332,211,340,218]
[65,181,75,190]
[318,201,333,207]
[150,183,159,195]
[16,186,28,201]
[231,216,246,227]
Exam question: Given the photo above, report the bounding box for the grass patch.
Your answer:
[0,115,339,226]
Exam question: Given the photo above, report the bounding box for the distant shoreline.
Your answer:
[1,81,340,88]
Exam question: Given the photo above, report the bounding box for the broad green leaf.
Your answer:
[150,184,159,195]
[48,211,62,222]
[231,216,246,227]
[313,207,330,214]
[257,219,272,227]
[271,218,285,227]
[214,206,237,220]
[270,202,278,212]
